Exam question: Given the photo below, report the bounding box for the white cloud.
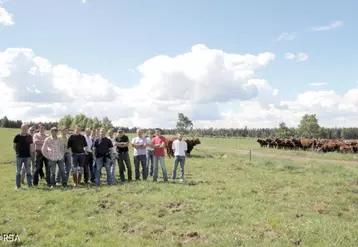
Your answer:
[284,53,296,60]
[284,52,308,62]
[276,32,296,42]
[308,82,328,87]
[81,0,87,3]
[1,45,358,128]
[0,7,14,25]
[311,21,344,31]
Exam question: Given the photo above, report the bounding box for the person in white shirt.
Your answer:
[84,128,94,184]
[132,128,148,180]
[108,130,118,183]
[145,129,154,177]
[171,133,187,182]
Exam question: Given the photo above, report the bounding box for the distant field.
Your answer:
[1,128,358,246]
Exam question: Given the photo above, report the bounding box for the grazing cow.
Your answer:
[257,138,268,148]
[185,138,201,157]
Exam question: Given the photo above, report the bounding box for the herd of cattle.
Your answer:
[257,138,358,153]
[166,138,201,158]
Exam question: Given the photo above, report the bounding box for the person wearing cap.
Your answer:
[131,128,148,180]
[33,123,50,187]
[151,128,168,182]
[67,125,88,187]
[42,127,67,187]
[13,124,33,189]
[114,129,132,182]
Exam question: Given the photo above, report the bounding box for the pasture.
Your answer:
[1,128,358,246]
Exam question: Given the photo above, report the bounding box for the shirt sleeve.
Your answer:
[108,139,113,148]
[125,136,129,143]
[29,135,33,144]
[184,142,188,151]
[13,135,18,143]
[41,138,49,156]
[67,136,72,149]
[172,141,175,150]
[83,136,88,147]
[131,138,136,144]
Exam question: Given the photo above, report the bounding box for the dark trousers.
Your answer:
[33,150,50,186]
[134,155,147,180]
[117,152,132,182]
[84,153,94,183]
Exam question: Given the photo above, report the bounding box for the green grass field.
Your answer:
[1,128,358,246]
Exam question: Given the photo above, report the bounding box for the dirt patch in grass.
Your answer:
[179,231,208,243]
[98,200,115,209]
[312,203,329,214]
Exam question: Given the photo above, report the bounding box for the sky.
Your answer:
[1,0,358,129]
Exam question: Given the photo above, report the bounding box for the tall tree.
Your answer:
[176,113,193,133]
[58,115,73,129]
[298,114,320,138]
[102,117,113,130]
[275,122,293,138]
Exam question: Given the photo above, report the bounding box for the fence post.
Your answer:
[249,150,251,162]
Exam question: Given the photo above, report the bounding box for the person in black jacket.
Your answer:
[67,125,87,187]
[93,128,113,186]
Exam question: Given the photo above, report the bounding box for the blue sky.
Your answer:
[1,0,358,128]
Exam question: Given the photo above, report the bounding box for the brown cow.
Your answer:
[166,137,201,158]
[257,138,268,148]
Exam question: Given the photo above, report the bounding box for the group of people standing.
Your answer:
[13,123,188,189]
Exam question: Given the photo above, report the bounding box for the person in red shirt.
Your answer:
[151,128,168,182]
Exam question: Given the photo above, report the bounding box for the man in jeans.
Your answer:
[58,127,72,183]
[93,128,114,186]
[33,123,50,187]
[20,126,36,184]
[145,129,154,177]
[67,125,87,187]
[108,130,118,183]
[114,129,132,182]
[84,128,94,184]
[171,133,187,182]
[151,128,168,182]
[42,127,67,187]
[132,129,148,180]
[13,124,33,189]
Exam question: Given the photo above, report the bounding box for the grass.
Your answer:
[1,128,358,246]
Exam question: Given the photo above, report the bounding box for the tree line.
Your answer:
[1,113,358,140]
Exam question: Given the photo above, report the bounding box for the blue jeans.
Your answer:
[146,150,154,176]
[111,154,117,182]
[153,156,168,181]
[57,152,72,182]
[134,155,147,180]
[172,156,185,180]
[15,157,32,187]
[49,159,66,186]
[95,156,112,185]
[21,151,35,183]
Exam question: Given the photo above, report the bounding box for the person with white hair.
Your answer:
[13,124,33,189]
